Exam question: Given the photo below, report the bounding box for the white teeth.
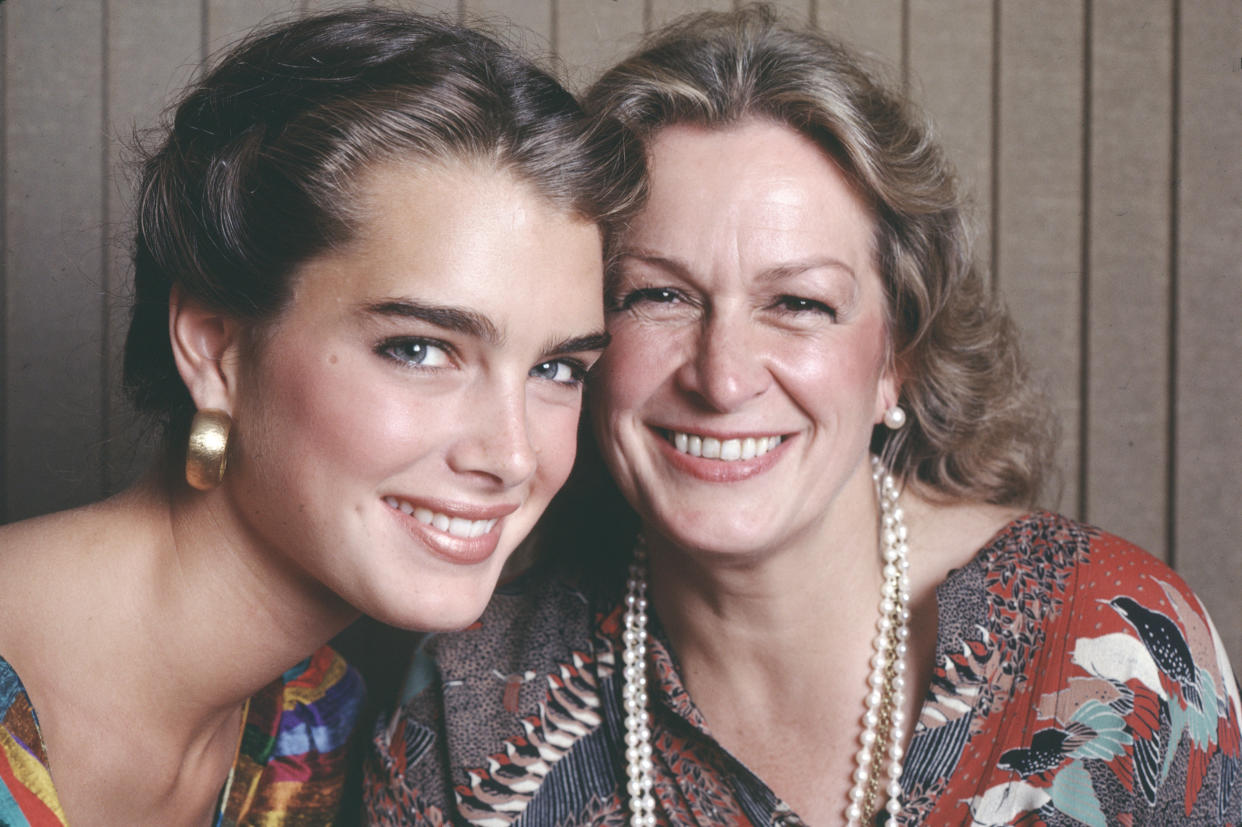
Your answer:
[666,430,783,461]
[385,498,498,538]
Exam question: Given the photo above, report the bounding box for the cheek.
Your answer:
[248,352,441,479]
[528,402,585,494]
[774,325,890,415]
[592,323,674,417]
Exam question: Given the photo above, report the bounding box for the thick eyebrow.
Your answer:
[543,331,610,359]
[364,299,608,358]
[364,299,501,345]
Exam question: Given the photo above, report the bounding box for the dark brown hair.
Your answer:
[124,6,645,447]
[583,5,1055,506]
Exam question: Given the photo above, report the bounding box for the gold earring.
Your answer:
[185,409,232,490]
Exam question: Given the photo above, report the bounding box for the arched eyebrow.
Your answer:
[364,299,501,345]
[616,250,691,279]
[543,331,610,360]
[364,299,609,358]
[618,250,857,283]
[759,258,858,283]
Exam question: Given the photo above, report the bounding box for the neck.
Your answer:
[157,476,359,712]
[55,472,357,741]
[622,456,912,826]
[0,470,360,824]
[644,461,883,684]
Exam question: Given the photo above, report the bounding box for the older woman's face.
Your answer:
[226,160,605,631]
[592,119,896,557]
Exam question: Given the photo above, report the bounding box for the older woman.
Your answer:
[0,7,642,824]
[369,8,1241,826]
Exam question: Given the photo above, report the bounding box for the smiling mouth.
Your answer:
[382,496,498,538]
[661,429,786,461]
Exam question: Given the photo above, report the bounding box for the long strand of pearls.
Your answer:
[622,543,657,827]
[620,456,910,826]
[844,456,910,824]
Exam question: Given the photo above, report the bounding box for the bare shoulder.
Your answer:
[0,506,103,619]
[0,501,124,565]
[0,494,157,652]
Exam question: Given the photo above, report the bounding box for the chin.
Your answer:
[650,513,780,560]
[640,499,775,551]
[376,602,487,634]
[364,578,499,634]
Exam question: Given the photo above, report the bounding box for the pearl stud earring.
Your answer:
[883,405,907,430]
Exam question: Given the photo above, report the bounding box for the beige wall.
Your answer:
[2,1,1239,661]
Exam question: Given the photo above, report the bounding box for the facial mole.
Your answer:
[328,353,339,364]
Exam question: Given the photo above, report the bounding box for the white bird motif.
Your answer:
[1071,632,1167,700]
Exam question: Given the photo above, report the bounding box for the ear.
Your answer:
[169,285,244,413]
[873,360,903,424]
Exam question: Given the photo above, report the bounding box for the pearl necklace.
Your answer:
[620,455,910,827]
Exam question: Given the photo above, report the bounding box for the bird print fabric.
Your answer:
[902,518,1241,826]
[367,512,1242,826]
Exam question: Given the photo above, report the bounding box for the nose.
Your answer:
[675,313,772,412]
[447,379,538,488]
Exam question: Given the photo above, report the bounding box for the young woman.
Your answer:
[370,8,1241,826]
[0,7,642,824]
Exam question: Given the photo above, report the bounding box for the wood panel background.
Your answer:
[2,1,1239,665]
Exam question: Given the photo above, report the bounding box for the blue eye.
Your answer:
[530,359,585,387]
[378,338,451,368]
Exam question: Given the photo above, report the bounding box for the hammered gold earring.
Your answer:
[185,409,232,490]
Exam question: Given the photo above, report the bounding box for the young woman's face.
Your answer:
[592,120,896,560]
[227,160,606,631]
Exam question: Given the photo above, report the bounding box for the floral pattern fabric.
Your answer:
[367,513,1242,825]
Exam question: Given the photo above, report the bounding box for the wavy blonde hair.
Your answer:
[585,5,1056,506]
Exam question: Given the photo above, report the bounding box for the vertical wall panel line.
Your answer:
[550,0,559,58]
[1077,0,1091,518]
[988,0,1000,290]
[200,1,209,69]
[0,4,7,523]
[1166,0,1180,569]
[101,0,113,490]
[899,0,909,91]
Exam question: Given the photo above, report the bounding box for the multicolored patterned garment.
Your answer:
[0,645,365,826]
[367,512,1242,825]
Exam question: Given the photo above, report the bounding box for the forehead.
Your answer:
[631,119,877,272]
[281,158,605,333]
